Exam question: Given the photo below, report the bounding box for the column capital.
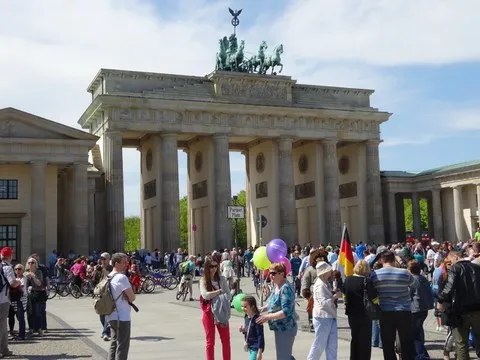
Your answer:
[161,133,178,139]
[212,133,229,140]
[104,129,123,136]
[30,160,47,167]
[365,139,383,146]
[322,138,338,146]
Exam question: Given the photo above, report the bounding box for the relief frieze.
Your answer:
[219,80,288,100]
[111,107,380,136]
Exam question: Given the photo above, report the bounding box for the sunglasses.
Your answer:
[28,262,35,264]
[269,271,277,276]
[14,268,22,271]
[209,265,218,269]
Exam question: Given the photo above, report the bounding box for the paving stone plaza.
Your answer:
[8,280,476,360]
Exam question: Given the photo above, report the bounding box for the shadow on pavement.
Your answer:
[131,335,174,342]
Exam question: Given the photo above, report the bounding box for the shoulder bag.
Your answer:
[363,277,381,320]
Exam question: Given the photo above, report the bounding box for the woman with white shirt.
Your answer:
[307,261,342,360]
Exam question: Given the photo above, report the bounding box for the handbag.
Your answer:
[363,277,381,320]
[244,317,253,352]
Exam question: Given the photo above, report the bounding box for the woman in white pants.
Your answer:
[307,261,342,360]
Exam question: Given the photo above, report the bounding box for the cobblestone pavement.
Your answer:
[16,276,476,360]
[8,313,105,360]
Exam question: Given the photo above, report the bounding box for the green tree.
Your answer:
[403,198,429,232]
[179,196,188,249]
[232,190,247,249]
[124,216,141,251]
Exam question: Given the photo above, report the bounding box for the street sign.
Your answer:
[227,206,245,219]
[260,215,267,228]
[192,224,197,232]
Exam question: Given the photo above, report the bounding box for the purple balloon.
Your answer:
[266,238,288,263]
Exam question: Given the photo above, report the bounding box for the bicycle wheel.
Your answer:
[142,278,155,294]
[176,283,185,300]
[57,284,69,297]
[262,285,271,302]
[182,284,188,301]
[71,285,82,299]
[81,282,91,296]
[166,276,179,290]
[47,284,57,300]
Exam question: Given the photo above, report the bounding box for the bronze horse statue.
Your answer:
[263,44,284,74]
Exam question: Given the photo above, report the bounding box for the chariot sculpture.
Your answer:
[215,8,284,75]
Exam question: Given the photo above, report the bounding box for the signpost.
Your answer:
[192,224,197,254]
[228,197,245,293]
[257,214,267,246]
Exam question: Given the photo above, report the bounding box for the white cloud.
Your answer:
[267,0,480,66]
[445,108,480,131]
[0,0,478,216]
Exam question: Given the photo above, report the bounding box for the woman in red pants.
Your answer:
[199,256,232,360]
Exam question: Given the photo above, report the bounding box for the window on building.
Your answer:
[0,225,18,261]
[0,180,18,199]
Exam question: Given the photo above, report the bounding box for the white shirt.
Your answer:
[426,249,436,265]
[312,278,337,318]
[106,273,132,322]
[0,263,15,304]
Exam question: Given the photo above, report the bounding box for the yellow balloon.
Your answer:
[253,246,271,270]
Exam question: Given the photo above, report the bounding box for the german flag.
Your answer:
[339,224,354,277]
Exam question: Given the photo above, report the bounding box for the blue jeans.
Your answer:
[412,311,430,360]
[14,301,25,339]
[249,349,258,360]
[307,318,337,360]
[33,302,46,331]
[274,326,297,360]
[372,320,382,347]
[100,314,111,337]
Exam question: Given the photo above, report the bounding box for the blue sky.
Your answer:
[0,0,479,216]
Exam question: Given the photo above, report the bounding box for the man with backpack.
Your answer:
[0,247,20,358]
[178,255,195,301]
[93,252,113,341]
[105,253,135,360]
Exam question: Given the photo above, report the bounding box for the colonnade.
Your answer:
[101,129,385,252]
[387,183,480,243]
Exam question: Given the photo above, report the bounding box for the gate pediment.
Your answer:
[0,108,97,141]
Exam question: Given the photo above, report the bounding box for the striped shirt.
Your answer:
[371,266,418,312]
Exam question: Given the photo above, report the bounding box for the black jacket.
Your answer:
[438,260,480,314]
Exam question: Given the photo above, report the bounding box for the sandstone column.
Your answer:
[412,192,422,240]
[278,137,297,245]
[103,130,125,252]
[366,140,385,243]
[161,134,180,251]
[30,161,47,256]
[74,162,89,256]
[431,188,444,242]
[213,134,232,250]
[243,150,252,247]
[476,184,480,225]
[388,192,398,243]
[453,185,464,241]
[323,139,341,243]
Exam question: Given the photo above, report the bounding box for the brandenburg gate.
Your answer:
[78,26,391,254]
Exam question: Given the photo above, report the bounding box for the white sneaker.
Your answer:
[436,326,441,331]
[102,335,111,341]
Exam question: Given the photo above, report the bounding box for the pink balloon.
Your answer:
[281,256,291,275]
